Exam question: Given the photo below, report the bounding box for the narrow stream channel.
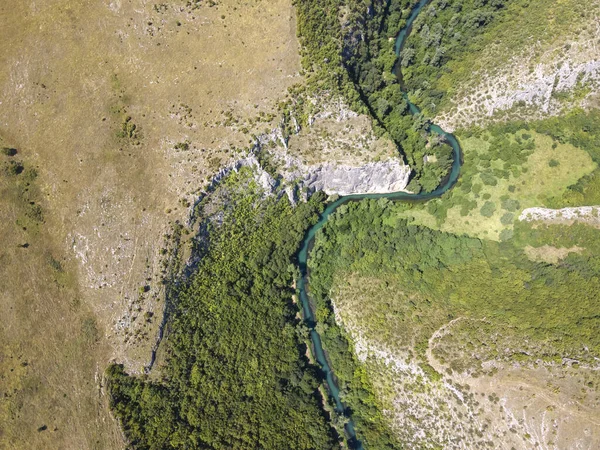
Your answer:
[296,0,462,447]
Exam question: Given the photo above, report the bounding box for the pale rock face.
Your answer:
[276,150,411,197]
[297,159,411,196]
[519,206,600,227]
[437,58,600,131]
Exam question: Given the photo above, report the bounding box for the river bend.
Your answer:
[296,0,463,447]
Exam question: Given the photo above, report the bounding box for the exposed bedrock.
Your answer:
[283,157,412,197]
[301,159,411,196]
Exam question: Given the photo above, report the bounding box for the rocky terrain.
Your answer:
[519,205,600,227]
[438,60,600,132]
[435,2,600,131]
[331,281,600,450]
[285,157,410,196]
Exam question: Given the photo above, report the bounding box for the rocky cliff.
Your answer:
[290,158,411,196]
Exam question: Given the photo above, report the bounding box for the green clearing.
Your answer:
[397,128,595,240]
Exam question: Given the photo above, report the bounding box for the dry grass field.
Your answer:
[0,0,303,448]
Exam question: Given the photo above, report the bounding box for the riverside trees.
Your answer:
[106,171,337,449]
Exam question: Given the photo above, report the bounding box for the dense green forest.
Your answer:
[295,0,599,195]
[309,199,600,368]
[402,0,598,121]
[106,170,338,449]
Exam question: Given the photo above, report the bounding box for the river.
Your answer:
[296,0,462,448]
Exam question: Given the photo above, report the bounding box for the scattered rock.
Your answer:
[519,205,600,227]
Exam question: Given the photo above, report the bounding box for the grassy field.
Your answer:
[0,154,123,448]
[398,130,595,240]
[0,0,304,448]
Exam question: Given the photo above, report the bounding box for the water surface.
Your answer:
[297,0,461,447]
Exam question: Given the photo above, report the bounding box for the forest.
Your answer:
[106,170,338,449]
[309,199,600,368]
[295,0,523,192]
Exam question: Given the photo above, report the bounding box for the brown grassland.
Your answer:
[0,0,301,448]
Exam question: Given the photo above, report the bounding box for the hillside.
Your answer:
[0,0,304,447]
[2,0,599,449]
[401,0,600,129]
[304,0,600,448]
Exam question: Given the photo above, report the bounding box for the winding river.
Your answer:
[296,0,462,447]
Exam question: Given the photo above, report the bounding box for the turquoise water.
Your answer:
[296,0,462,448]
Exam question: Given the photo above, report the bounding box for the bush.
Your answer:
[480,201,496,217]
[1,147,17,156]
[549,159,560,167]
[500,212,515,225]
[3,160,24,176]
[480,171,498,186]
[174,141,190,151]
[501,198,521,212]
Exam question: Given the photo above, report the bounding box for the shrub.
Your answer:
[499,228,514,241]
[3,160,24,176]
[174,141,190,151]
[549,159,560,167]
[501,198,521,212]
[500,212,515,225]
[81,317,99,344]
[1,147,17,156]
[480,171,498,186]
[480,201,496,217]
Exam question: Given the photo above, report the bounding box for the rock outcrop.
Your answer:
[295,159,411,196]
[519,205,600,227]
